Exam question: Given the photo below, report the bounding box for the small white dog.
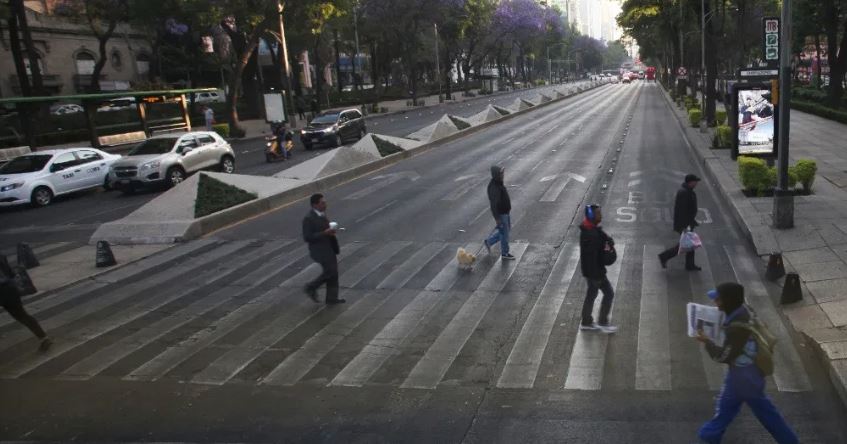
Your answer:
[456,247,478,271]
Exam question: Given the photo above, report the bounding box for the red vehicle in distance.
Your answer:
[646,66,657,81]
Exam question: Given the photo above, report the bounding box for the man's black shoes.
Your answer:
[304,286,319,303]
[658,254,668,269]
[686,265,702,271]
[326,299,346,305]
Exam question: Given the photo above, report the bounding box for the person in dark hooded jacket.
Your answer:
[658,173,701,271]
[1,276,51,351]
[695,282,798,444]
[578,204,617,334]
[483,165,515,260]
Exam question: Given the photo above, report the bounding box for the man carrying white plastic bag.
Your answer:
[658,174,702,271]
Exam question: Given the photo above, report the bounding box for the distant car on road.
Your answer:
[300,109,367,150]
[108,131,235,193]
[50,104,84,115]
[341,83,375,92]
[192,91,224,104]
[97,97,136,112]
[0,148,121,207]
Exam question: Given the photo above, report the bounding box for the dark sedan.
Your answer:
[300,109,367,150]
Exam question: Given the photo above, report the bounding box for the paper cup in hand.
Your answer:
[329,222,338,230]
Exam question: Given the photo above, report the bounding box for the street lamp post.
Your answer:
[700,0,707,133]
[434,23,442,101]
[774,0,794,228]
[353,1,361,93]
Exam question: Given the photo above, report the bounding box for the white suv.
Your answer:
[108,131,235,193]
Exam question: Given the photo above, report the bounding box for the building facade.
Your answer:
[0,1,152,98]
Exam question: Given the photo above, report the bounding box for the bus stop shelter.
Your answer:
[0,88,217,150]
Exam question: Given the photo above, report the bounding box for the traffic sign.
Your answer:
[763,17,780,63]
[677,67,688,79]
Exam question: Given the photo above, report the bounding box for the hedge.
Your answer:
[738,156,818,195]
[715,110,727,126]
[712,125,732,149]
[688,109,702,127]
[194,173,257,218]
[371,135,404,157]
[795,159,818,192]
[791,100,847,125]
[447,115,471,130]
[212,123,230,138]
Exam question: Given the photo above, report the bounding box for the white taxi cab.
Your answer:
[0,148,121,207]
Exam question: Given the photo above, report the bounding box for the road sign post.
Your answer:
[773,6,794,229]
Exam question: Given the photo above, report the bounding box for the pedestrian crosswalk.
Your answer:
[0,238,813,394]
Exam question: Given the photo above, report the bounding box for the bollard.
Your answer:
[0,255,13,278]
[765,252,786,281]
[780,273,803,305]
[12,265,37,296]
[17,242,39,269]
[95,240,117,268]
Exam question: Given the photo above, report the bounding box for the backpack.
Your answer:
[600,231,617,266]
[729,309,777,376]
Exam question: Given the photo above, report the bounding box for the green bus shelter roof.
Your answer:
[0,88,219,105]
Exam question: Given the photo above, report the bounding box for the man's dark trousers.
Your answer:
[306,255,339,301]
[581,276,615,325]
[659,242,696,268]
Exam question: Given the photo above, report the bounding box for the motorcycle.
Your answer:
[265,135,294,162]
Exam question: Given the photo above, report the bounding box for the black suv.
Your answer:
[300,109,367,150]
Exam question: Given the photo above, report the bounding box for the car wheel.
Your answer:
[31,186,53,207]
[334,134,343,147]
[166,166,186,188]
[220,155,235,173]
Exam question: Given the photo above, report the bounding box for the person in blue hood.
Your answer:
[696,282,798,444]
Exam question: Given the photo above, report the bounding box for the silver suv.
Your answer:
[109,131,235,193]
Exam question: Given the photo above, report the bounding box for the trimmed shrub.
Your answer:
[712,125,732,149]
[767,166,798,189]
[738,156,771,195]
[794,159,818,192]
[212,123,230,138]
[372,135,404,157]
[715,110,727,126]
[194,174,257,218]
[688,109,702,127]
[448,115,471,130]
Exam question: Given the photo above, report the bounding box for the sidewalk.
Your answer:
[662,88,847,407]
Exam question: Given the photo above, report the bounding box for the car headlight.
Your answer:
[0,182,24,192]
[140,160,161,170]
[323,125,338,133]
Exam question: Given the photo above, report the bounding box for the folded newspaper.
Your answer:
[687,303,726,343]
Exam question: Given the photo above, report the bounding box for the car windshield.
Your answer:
[311,113,339,125]
[0,154,52,174]
[128,138,177,156]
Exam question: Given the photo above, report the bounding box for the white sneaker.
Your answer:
[598,324,619,334]
[579,323,600,331]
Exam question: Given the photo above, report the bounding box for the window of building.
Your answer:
[111,49,123,70]
[75,52,96,75]
[23,53,45,75]
[135,53,150,76]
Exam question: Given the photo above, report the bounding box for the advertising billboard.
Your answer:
[733,85,777,157]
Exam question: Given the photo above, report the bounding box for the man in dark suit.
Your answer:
[302,193,344,304]
[658,173,701,271]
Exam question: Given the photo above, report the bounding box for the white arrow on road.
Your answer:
[344,171,421,200]
[539,172,587,202]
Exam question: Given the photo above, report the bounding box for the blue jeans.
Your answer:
[486,214,510,256]
[698,366,798,444]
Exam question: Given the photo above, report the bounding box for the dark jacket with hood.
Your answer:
[673,182,699,233]
[579,219,609,280]
[487,166,511,218]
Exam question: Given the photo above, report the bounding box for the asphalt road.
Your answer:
[2,82,845,443]
[0,82,588,247]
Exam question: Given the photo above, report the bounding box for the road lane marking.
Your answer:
[725,245,812,392]
[124,243,364,382]
[400,243,528,389]
[354,200,398,224]
[57,242,295,380]
[540,172,587,202]
[329,243,473,387]
[635,245,672,391]
[0,241,254,378]
[563,244,627,390]
[340,241,411,288]
[498,244,580,388]
[376,242,446,289]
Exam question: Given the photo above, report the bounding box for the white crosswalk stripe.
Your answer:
[0,239,813,394]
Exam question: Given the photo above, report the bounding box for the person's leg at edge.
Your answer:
[746,395,799,444]
[597,277,615,325]
[2,298,46,339]
[486,219,503,249]
[500,214,510,256]
[659,243,680,263]
[323,257,340,302]
[698,377,744,443]
[581,280,600,326]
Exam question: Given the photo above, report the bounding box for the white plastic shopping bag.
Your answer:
[679,230,703,254]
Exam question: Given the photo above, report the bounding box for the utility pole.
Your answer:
[547,46,552,85]
[774,0,794,228]
[700,0,707,132]
[278,1,295,125]
[434,23,442,101]
[353,1,361,93]
[679,0,684,96]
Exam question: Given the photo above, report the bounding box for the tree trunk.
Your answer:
[7,6,31,96]
[824,5,842,107]
[13,0,43,95]
[334,29,343,94]
[313,35,323,111]
[814,33,822,88]
[90,21,117,92]
[225,17,273,135]
[704,0,716,125]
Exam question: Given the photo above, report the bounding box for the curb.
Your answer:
[659,85,847,410]
[93,81,607,245]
